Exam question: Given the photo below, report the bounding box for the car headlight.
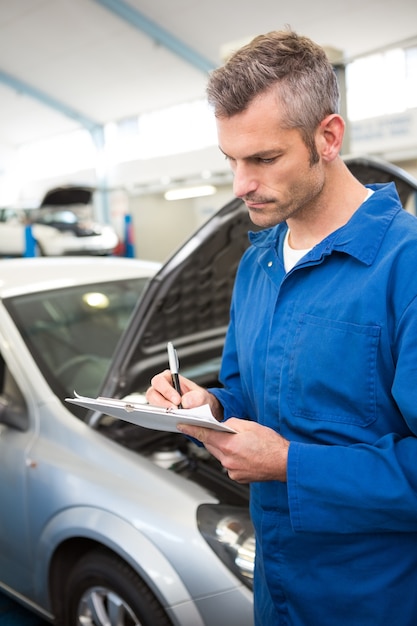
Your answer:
[197,504,255,589]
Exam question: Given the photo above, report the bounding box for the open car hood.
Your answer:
[100,155,417,398]
[40,185,94,207]
[101,195,254,398]
[343,154,417,206]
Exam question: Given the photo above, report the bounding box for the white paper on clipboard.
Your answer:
[65,392,237,433]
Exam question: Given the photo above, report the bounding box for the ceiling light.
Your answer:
[164,185,217,201]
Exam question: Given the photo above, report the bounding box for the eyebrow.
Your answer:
[219,146,282,160]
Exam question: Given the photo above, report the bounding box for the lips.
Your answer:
[245,201,269,210]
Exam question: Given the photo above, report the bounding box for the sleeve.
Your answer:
[208,299,249,420]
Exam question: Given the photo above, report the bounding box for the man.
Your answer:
[146,29,417,625]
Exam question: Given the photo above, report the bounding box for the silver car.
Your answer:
[0,204,255,625]
[0,157,416,626]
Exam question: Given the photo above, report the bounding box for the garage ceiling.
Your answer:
[1,0,417,170]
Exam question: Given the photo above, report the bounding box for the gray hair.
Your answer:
[207,30,340,163]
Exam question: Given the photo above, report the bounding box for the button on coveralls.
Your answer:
[210,183,417,625]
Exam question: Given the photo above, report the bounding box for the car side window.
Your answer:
[0,353,28,431]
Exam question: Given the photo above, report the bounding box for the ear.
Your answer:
[316,114,345,162]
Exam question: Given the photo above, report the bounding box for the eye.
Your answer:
[257,156,277,164]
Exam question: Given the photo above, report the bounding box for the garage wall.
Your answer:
[129,185,234,263]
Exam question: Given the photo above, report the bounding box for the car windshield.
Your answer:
[6,277,150,401]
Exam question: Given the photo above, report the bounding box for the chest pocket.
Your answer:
[288,313,380,427]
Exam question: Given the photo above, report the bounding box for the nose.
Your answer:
[232,163,258,199]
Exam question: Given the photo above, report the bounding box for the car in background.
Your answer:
[0,185,119,257]
[0,207,120,257]
[0,156,416,626]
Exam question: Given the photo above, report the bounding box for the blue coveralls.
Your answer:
[211,183,417,625]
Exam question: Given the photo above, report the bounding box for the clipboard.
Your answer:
[66,392,237,433]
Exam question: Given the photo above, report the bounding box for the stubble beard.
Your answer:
[245,172,325,230]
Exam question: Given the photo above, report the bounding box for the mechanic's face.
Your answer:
[217,90,326,229]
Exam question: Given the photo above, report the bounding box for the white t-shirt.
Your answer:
[283,231,311,272]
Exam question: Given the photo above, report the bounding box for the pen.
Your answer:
[167,341,183,409]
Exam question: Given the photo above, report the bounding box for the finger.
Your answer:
[148,370,182,406]
[176,423,207,441]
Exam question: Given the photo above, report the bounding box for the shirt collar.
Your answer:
[249,183,402,267]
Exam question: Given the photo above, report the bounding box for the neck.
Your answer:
[287,161,368,250]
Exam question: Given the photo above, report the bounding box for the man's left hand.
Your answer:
[177,419,289,483]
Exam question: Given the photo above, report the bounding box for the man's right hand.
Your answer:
[146,370,224,421]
